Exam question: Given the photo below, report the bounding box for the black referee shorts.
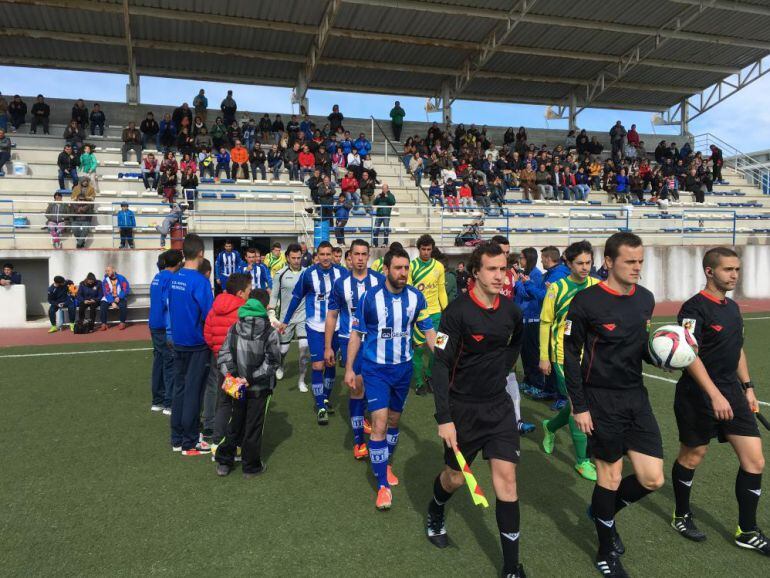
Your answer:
[586,387,664,463]
[675,381,760,447]
[444,391,520,470]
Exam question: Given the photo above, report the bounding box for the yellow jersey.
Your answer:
[265,252,287,277]
[539,275,600,364]
[408,257,447,315]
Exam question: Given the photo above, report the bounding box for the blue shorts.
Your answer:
[307,327,338,363]
[338,336,362,375]
[361,361,413,413]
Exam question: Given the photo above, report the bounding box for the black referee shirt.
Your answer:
[432,291,523,424]
[677,290,743,389]
[564,282,655,413]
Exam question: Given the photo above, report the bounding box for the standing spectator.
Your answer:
[7,95,27,132]
[78,143,99,182]
[334,192,352,245]
[30,94,50,135]
[71,99,89,129]
[159,113,177,151]
[193,89,208,122]
[609,120,627,160]
[0,128,11,176]
[249,143,267,181]
[267,144,283,181]
[117,201,136,249]
[142,152,160,191]
[77,272,102,333]
[259,113,272,143]
[230,140,249,180]
[299,241,313,268]
[626,123,640,148]
[220,90,237,126]
[455,261,470,294]
[89,103,106,136]
[271,114,284,144]
[99,265,130,330]
[372,183,395,247]
[57,144,78,190]
[215,147,231,180]
[70,185,93,249]
[140,112,160,150]
[160,167,178,204]
[121,122,142,163]
[0,262,21,285]
[63,120,85,152]
[47,275,75,333]
[328,104,344,134]
[709,144,725,184]
[45,192,67,249]
[389,100,405,141]
[317,175,335,226]
[181,166,199,210]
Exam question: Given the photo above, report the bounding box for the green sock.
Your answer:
[568,415,589,463]
[547,403,571,433]
[412,346,424,387]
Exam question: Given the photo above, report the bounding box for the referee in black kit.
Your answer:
[563,232,664,578]
[670,246,767,554]
[425,241,526,578]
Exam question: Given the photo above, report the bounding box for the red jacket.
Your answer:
[203,293,245,355]
[341,176,359,194]
[298,151,316,169]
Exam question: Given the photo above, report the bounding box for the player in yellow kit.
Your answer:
[265,242,287,277]
[371,242,403,274]
[409,235,448,395]
[538,240,599,481]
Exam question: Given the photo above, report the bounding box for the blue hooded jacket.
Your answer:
[117,209,136,228]
[149,269,174,331]
[169,267,214,348]
[353,137,371,157]
[514,267,544,321]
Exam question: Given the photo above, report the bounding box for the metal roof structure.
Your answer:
[2,0,770,122]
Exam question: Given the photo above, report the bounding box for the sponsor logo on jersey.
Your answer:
[602,323,616,331]
[710,324,723,332]
[471,334,484,342]
[380,327,409,340]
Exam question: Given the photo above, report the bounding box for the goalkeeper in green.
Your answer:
[539,240,599,481]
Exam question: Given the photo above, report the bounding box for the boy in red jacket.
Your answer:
[201,272,251,446]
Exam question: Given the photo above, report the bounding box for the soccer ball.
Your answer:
[648,324,698,370]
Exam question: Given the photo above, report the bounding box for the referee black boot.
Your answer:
[671,512,706,542]
[587,506,625,555]
[426,510,449,548]
[502,563,526,578]
[595,551,628,577]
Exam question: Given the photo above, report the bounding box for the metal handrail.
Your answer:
[693,132,770,194]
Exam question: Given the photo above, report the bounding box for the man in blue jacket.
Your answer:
[514,247,546,399]
[76,272,102,332]
[169,234,214,455]
[99,265,131,331]
[214,240,244,292]
[150,250,183,414]
[47,275,76,333]
[354,133,372,158]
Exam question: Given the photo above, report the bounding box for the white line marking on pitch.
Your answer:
[643,372,770,406]
[0,347,152,359]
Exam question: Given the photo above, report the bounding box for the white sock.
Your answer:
[506,372,521,423]
[298,338,310,383]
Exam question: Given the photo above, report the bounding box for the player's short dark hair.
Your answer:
[384,247,410,268]
[226,272,251,296]
[703,246,739,271]
[490,235,510,246]
[416,234,435,249]
[604,232,642,261]
[468,241,505,276]
[388,241,404,252]
[563,240,593,263]
[541,245,560,263]
[198,258,212,276]
[317,241,333,252]
[165,250,183,269]
[350,238,370,252]
[156,252,167,271]
[3,262,13,270]
[223,239,233,246]
[249,288,270,306]
[183,234,205,259]
[246,247,259,256]
[332,246,343,254]
[285,242,302,257]
[271,242,281,250]
[53,275,65,284]
[521,247,538,274]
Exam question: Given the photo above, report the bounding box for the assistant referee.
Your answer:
[426,241,526,578]
[564,232,664,578]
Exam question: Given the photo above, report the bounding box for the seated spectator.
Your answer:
[519,164,537,200]
[443,178,459,211]
[334,192,352,245]
[230,140,249,180]
[142,152,160,191]
[347,147,363,179]
[99,265,130,331]
[259,113,272,143]
[76,272,102,332]
[159,114,177,151]
[30,94,50,135]
[267,144,283,181]
[179,152,197,175]
[489,176,506,209]
[71,176,95,202]
[317,175,336,225]
[71,99,89,129]
[47,275,75,333]
[70,186,94,249]
[78,144,99,182]
[215,147,231,180]
[89,103,106,136]
[358,171,376,211]
[45,192,67,249]
[141,112,160,150]
[354,132,371,158]
[306,168,323,205]
[409,151,424,187]
[195,126,212,151]
[685,167,707,204]
[0,262,21,286]
[176,128,195,157]
[613,168,630,203]
[63,120,85,152]
[284,142,300,181]
[241,118,256,150]
[0,128,11,176]
[298,145,315,182]
[160,150,178,174]
[459,180,474,211]
[160,168,178,204]
[227,120,242,147]
[181,167,199,210]
[172,102,193,134]
[8,95,26,132]
[117,201,136,249]
[121,122,142,163]
[57,145,79,190]
[428,179,443,208]
[156,203,184,247]
[249,143,267,181]
[575,165,591,200]
[210,116,228,150]
[271,114,284,144]
[535,163,554,199]
[331,147,346,181]
[340,170,360,207]
[199,147,215,179]
[473,179,491,213]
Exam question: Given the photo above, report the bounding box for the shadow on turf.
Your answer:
[261,401,293,462]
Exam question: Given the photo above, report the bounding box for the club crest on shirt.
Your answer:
[681,318,696,333]
[435,331,449,350]
[564,320,572,335]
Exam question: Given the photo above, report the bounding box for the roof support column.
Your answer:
[122,0,138,105]
[680,98,689,137]
[441,81,452,126]
[568,90,578,131]
[293,70,310,114]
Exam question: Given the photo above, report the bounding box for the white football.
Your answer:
[648,324,698,369]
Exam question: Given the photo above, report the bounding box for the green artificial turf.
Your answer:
[2,315,769,576]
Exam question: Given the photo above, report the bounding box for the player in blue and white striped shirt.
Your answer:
[240,247,272,291]
[345,247,436,510]
[325,239,384,460]
[280,241,348,424]
[214,240,244,290]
